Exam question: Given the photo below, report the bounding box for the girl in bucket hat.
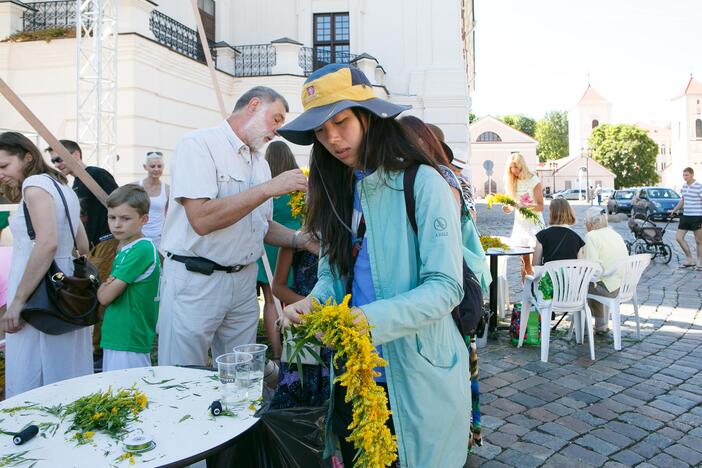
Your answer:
[279,64,470,468]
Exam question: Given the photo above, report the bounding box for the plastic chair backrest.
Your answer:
[542,260,603,312]
[618,254,651,302]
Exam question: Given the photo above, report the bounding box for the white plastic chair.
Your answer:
[518,260,603,362]
[485,253,510,319]
[587,253,651,350]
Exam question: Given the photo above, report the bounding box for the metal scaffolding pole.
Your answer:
[76,0,118,170]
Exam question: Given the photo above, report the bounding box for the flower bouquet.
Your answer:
[486,193,543,227]
[288,167,310,220]
[288,295,398,467]
[479,236,509,252]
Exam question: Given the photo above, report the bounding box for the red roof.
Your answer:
[681,76,702,96]
[576,85,608,105]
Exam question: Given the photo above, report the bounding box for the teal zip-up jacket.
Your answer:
[312,165,470,468]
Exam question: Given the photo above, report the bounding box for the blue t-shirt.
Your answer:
[351,170,385,382]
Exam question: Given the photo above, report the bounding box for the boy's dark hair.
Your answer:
[46,139,83,158]
[107,184,150,216]
[683,167,694,175]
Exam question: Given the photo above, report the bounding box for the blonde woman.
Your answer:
[504,153,544,280]
[136,151,169,249]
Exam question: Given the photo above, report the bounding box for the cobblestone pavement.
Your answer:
[469,201,702,467]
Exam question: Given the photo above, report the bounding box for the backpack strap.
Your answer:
[403,164,420,234]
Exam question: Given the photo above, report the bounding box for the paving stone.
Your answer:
[665,444,702,465]
[493,386,519,398]
[481,462,511,468]
[571,409,607,427]
[525,407,559,422]
[604,421,649,441]
[650,398,689,415]
[638,405,677,422]
[481,415,506,430]
[678,434,702,451]
[486,431,519,448]
[590,428,633,449]
[541,453,582,468]
[612,393,647,407]
[542,402,574,417]
[498,423,529,437]
[658,426,685,442]
[603,462,629,468]
[505,414,540,430]
[510,375,548,391]
[512,441,554,461]
[539,422,579,440]
[611,449,645,466]
[630,433,675,459]
[496,448,542,468]
[491,398,527,414]
[649,453,691,468]
[568,390,602,404]
[509,392,547,409]
[473,441,502,460]
[555,415,594,434]
[556,396,588,410]
[481,405,510,419]
[658,394,697,410]
[561,444,608,466]
[521,431,568,451]
[617,412,664,431]
[584,402,618,421]
[575,434,619,455]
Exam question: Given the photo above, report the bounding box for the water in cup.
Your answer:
[216,352,253,411]
[233,344,267,401]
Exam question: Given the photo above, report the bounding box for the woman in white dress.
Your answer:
[503,152,544,281]
[0,132,92,397]
[136,151,169,249]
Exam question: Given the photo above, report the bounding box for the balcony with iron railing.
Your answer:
[7,2,378,80]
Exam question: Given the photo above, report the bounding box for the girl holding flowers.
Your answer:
[278,64,470,467]
[504,152,544,281]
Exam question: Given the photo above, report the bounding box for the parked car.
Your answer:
[553,189,587,200]
[631,187,681,220]
[600,188,614,200]
[607,189,636,214]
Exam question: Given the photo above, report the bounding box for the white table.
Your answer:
[0,366,259,467]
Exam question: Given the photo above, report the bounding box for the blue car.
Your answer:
[607,189,636,214]
[631,187,681,220]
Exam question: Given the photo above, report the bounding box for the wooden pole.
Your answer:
[188,2,287,327]
[0,77,109,207]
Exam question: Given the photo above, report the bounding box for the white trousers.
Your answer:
[157,258,259,367]
[5,324,92,398]
[102,349,151,372]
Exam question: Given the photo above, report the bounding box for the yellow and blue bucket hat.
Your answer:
[277,63,411,145]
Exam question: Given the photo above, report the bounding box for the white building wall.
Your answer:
[568,101,612,158]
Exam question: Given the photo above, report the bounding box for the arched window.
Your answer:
[696,118,702,139]
[592,119,599,129]
[476,131,502,142]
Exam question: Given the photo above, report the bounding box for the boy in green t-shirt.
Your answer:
[97,185,160,371]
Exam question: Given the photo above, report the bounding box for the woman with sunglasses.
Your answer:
[135,151,169,249]
[278,64,469,468]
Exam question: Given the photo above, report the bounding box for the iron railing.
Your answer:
[149,9,216,64]
[299,47,358,76]
[232,44,276,77]
[22,1,78,32]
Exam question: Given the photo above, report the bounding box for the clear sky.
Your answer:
[470,0,702,124]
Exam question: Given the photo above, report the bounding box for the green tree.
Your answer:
[534,111,569,162]
[498,114,536,137]
[588,124,659,188]
[469,112,477,123]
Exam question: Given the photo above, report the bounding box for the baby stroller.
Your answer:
[626,213,673,264]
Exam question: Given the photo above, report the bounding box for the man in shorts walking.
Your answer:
[673,167,702,270]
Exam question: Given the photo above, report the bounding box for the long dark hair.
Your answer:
[306,108,437,277]
[265,141,298,177]
[0,132,67,202]
[399,115,451,166]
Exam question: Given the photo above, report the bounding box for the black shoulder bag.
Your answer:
[403,165,483,336]
[21,176,101,335]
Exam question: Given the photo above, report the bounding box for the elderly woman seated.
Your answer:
[583,208,629,334]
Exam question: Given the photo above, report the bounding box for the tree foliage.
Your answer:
[534,111,569,162]
[469,112,477,124]
[588,124,659,188]
[499,114,536,137]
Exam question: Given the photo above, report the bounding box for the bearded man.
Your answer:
[158,87,318,366]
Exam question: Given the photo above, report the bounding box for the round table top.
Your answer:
[485,246,534,256]
[0,366,259,467]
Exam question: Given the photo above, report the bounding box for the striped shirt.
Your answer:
[681,181,702,216]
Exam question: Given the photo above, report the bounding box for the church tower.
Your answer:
[568,84,612,157]
[669,76,702,188]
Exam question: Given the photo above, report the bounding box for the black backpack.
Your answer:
[403,165,484,336]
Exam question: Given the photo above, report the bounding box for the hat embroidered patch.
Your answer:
[306,86,315,96]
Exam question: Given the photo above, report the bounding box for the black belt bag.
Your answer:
[168,254,248,275]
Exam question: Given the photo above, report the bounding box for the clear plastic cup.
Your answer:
[233,344,267,401]
[215,352,253,411]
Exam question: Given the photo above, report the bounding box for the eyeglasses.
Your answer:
[51,157,63,164]
[146,151,163,157]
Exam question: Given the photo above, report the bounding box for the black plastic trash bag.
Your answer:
[206,402,329,468]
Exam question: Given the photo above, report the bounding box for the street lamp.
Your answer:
[548,161,558,193]
[581,147,591,205]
